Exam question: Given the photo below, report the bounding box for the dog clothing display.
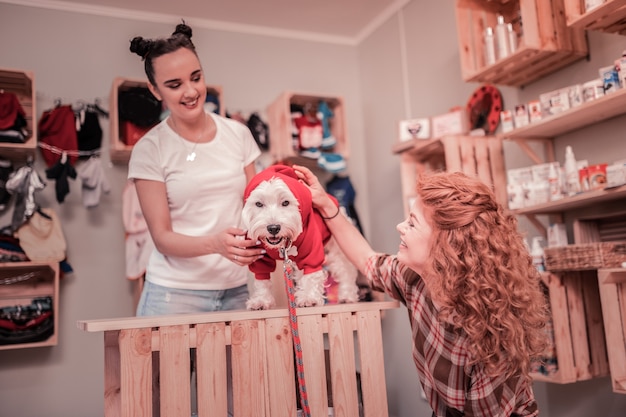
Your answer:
[122,180,155,280]
[76,156,110,208]
[45,153,77,204]
[325,175,363,234]
[38,104,78,167]
[0,91,28,143]
[5,164,46,231]
[14,207,67,263]
[316,100,336,149]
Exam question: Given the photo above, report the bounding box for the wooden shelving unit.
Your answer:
[455,0,588,87]
[266,91,348,163]
[564,0,626,35]
[597,268,626,394]
[0,262,60,350]
[392,135,507,216]
[109,77,224,164]
[0,67,37,163]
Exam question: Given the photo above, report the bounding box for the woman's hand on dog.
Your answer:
[293,165,337,218]
[218,227,266,266]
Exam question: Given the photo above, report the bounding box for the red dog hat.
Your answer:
[243,165,338,280]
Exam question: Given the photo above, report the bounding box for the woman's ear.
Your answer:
[147,82,162,101]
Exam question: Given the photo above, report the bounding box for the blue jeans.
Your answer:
[136,280,249,316]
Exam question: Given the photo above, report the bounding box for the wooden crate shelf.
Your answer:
[109,77,224,164]
[531,271,610,383]
[0,262,60,350]
[564,0,626,35]
[455,0,588,87]
[393,135,507,215]
[266,91,348,163]
[78,301,399,417]
[0,67,37,163]
[597,268,626,394]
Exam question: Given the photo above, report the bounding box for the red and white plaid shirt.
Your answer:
[366,254,539,417]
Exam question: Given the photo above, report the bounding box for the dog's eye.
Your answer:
[255,202,263,208]
[281,201,290,207]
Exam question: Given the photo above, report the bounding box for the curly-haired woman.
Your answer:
[294,165,549,417]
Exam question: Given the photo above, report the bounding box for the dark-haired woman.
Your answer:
[128,23,265,317]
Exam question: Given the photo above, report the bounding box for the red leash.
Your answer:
[280,246,311,417]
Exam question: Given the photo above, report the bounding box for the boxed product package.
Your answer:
[507,167,533,209]
[539,88,570,117]
[599,65,621,94]
[431,108,469,138]
[500,110,514,133]
[567,84,584,108]
[514,104,529,128]
[582,78,605,102]
[528,100,542,123]
[398,118,431,141]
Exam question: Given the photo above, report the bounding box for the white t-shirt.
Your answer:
[128,112,261,290]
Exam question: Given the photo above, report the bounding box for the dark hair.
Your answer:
[129,22,197,85]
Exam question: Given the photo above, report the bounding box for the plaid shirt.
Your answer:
[366,254,539,417]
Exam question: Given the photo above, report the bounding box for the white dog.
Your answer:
[242,165,359,310]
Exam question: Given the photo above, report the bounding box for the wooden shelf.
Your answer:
[564,0,626,35]
[455,0,588,87]
[512,184,626,215]
[499,88,626,140]
[0,262,59,350]
[598,268,626,394]
[266,91,348,162]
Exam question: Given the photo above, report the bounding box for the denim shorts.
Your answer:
[136,280,249,316]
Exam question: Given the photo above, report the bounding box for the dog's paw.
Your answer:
[246,279,276,310]
[246,297,275,310]
[294,270,326,307]
[337,283,360,304]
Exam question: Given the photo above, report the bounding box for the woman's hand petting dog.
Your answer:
[293,165,337,217]
[217,227,266,266]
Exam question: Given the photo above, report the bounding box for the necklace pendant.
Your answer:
[187,151,196,162]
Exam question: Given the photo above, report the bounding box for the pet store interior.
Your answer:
[1,0,626,416]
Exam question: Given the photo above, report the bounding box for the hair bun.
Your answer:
[173,23,193,39]
[129,36,153,58]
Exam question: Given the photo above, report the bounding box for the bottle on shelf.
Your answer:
[507,23,517,54]
[484,27,496,66]
[531,237,546,272]
[548,162,562,201]
[564,146,581,196]
[495,15,510,60]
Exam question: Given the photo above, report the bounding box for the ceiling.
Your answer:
[8,0,411,45]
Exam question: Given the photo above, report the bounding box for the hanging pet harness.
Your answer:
[280,243,311,417]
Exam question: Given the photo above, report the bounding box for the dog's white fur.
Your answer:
[243,177,359,310]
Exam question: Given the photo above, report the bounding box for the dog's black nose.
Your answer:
[267,224,281,236]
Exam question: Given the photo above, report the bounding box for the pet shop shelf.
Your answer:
[78,300,399,417]
[109,76,224,164]
[454,0,588,87]
[597,268,626,394]
[266,91,348,163]
[393,135,507,216]
[0,67,37,163]
[0,262,59,350]
[531,271,609,384]
[564,0,626,35]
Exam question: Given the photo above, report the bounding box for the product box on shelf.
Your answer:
[540,88,571,117]
[0,67,37,162]
[564,0,626,36]
[431,108,469,138]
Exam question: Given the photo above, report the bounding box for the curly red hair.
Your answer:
[417,171,549,380]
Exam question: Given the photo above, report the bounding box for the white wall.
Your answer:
[1,2,626,417]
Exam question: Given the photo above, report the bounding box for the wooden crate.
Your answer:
[393,135,507,216]
[0,67,37,163]
[109,77,224,164]
[531,271,610,383]
[0,262,59,350]
[78,301,398,417]
[455,0,588,87]
[266,91,347,163]
[564,0,626,35]
[597,268,626,394]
